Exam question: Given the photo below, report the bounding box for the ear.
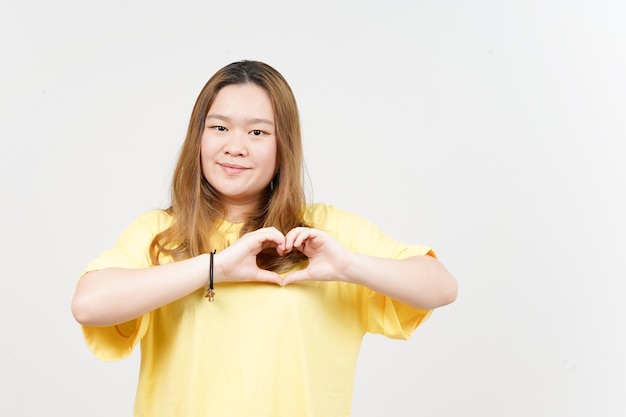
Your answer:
[270,170,280,192]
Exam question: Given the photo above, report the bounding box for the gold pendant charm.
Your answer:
[205,289,215,302]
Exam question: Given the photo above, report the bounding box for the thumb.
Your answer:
[280,269,310,286]
[256,269,283,286]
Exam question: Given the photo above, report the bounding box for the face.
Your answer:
[200,83,277,219]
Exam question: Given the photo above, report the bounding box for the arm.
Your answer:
[72,227,288,327]
[280,227,457,309]
[71,254,211,327]
[343,253,457,309]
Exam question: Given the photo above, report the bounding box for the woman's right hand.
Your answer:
[214,227,285,285]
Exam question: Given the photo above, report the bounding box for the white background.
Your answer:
[1,0,625,416]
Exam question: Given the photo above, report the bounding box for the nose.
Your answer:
[223,129,248,156]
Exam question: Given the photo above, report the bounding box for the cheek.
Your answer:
[261,142,278,172]
[200,132,217,158]
[199,133,216,173]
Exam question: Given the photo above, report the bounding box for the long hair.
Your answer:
[150,60,309,272]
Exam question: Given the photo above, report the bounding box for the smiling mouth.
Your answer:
[219,163,249,175]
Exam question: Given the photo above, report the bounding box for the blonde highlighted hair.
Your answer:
[150,60,308,272]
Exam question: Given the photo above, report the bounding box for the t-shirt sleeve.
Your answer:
[78,210,170,361]
[307,203,435,340]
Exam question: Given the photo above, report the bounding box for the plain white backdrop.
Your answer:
[1,0,624,416]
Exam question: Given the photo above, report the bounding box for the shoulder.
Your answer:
[303,203,432,258]
[83,209,175,272]
[304,202,344,228]
[121,209,175,239]
[135,209,175,228]
[304,202,374,233]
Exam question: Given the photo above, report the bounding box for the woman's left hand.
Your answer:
[279,227,355,285]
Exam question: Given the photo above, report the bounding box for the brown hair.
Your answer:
[150,60,308,272]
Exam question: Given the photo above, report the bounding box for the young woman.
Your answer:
[71,60,457,416]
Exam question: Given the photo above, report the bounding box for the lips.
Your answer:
[219,162,249,175]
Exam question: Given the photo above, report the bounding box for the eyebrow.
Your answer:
[205,113,274,126]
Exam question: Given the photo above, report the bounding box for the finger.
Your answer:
[251,228,286,251]
[284,227,312,251]
[263,228,288,255]
[282,228,298,251]
[257,227,286,242]
[275,242,290,256]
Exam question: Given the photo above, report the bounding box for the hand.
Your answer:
[216,227,286,285]
[280,227,355,285]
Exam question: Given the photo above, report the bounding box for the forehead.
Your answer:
[208,83,274,120]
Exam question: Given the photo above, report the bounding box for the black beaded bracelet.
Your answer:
[205,249,216,302]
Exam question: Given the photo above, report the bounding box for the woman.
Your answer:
[71,60,457,416]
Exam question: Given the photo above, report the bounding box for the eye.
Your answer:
[250,129,264,136]
[210,125,227,132]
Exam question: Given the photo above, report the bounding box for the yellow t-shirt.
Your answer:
[80,203,434,417]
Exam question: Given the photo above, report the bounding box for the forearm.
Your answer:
[71,254,211,327]
[344,254,457,309]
